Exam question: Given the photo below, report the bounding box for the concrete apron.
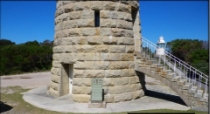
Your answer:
[23,86,190,113]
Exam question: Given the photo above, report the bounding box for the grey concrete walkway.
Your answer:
[1,72,191,113]
[23,85,190,113]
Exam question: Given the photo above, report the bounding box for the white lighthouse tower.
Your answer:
[156,35,166,56]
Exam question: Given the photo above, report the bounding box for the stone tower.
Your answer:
[48,0,143,103]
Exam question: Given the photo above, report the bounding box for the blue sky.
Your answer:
[140,1,208,44]
[1,1,208,44]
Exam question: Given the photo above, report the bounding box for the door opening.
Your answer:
[61,64,73,96]
[69,64,73,95]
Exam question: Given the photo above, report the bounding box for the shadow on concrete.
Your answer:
[145,90,187,106]
[136,71,187,106]
[0,101,13,113]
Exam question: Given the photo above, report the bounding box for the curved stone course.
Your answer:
[49,0,143,103]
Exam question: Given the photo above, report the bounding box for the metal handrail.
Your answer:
[142,37,208,79]
[140,36,209,93]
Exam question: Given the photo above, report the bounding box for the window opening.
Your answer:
[95,10,100,27]
[131,8,137,26]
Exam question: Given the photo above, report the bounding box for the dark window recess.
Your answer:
[131,9,137,25]
[95,11,100,27]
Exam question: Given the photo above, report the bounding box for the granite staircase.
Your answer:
[134,37,208,109]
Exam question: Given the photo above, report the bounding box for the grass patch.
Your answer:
[0,70,50,77]
[0,86,208,114]
[132,109,207,114]
[0,86,69,114]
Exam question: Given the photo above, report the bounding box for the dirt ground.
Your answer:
[1,72,51,89]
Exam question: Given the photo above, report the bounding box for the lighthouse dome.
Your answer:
[158,36,165,43]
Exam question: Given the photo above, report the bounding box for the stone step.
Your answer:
[139,64,151,68]
[177,79,186,86]
[149,59,157,62]
[136,54,142,59]
[168,73,175,76]
[162,73,173,79]
[163,66,170,70]
[148,59,157,64]
[160,69,173,75]
[136,61,143,64]
[145,61,152,65]
[194,89,204,99]
[160,70,168,75]
[144,66,151,70]
[181,89,189,96]
[156,67,163,72]
[200,93,208,102]
[149,66,157,71]
[182,83,192,90]
[136,61,145,65]
[157,64,164,68]
[157,62,163,66]
[145,55,150,58]
[164,70,173,73]
[189,86,197,94]
[150,64,158,68]
[162,73,174,79]
[170,76,181,82]
[141,58,147,62]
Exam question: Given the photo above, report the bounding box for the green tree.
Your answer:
[0,39,15,47]
[167,39,208,75]
[0,39,53,75]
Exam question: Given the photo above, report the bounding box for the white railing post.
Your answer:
[194,71,196,86]
[166,55,170,70]
[147,43,150,59]
[144,43,146,58]
[205,79,207,93]
[185,65,188,83]
[163,55,166,70]
[189,69,192,83]
[146,42,147,58]
[179,62,181,78]
[148,44,150,60]
[188,67,190,83]
[199,74,202,88]
[174,61,176,77]
[158,55,161,65]
[192,70,195,85]
[183,65,188,82]
[169,55,171,70]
